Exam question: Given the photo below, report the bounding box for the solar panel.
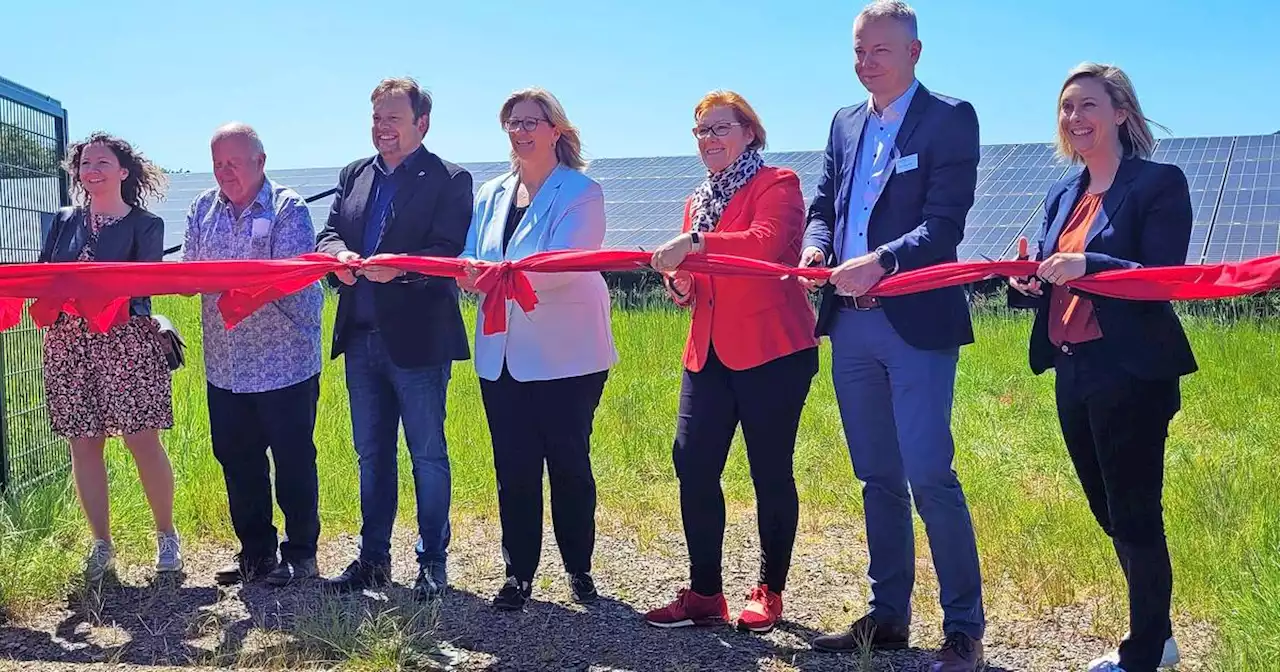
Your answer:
[591,154,703,249]
[1204,134,1280,263]
[1150,136,1233,263]
[976,143,1019,191]
[959,142,1070,261]
[152,173,215,252]
[139,134,1280,263]
[463,161,512,187]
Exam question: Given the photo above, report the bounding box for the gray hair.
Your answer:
[211,122,264,156]
[856,1,918,39]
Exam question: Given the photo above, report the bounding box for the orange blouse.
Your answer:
[1048,192,1104,346]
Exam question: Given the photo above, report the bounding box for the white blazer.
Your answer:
[461,165,618,382]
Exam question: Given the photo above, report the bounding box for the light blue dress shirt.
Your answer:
[840,79,921,264]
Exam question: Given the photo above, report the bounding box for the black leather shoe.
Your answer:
[492,577,532,611]
[265,558,318,587]
[811,614,910,653]
[570,572,598,603]
[214,554,277,586]
[323,559,391,594]
[413,565,446,602]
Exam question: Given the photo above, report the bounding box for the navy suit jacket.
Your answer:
[1009,157,1198,379]
[315,147,473,368]
[803,84,979,350]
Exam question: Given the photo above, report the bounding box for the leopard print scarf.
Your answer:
[689,149,764,233]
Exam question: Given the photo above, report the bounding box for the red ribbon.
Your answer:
[0,251,1276,336]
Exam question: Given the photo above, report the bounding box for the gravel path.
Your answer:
[0,515,1212,671]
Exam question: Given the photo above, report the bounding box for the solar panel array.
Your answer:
[152,133,1280,263]
[1148,136,1232,262]
[1206,134,1280,262]
[959,143,1071,261]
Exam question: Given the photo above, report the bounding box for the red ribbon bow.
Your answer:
[474,261,538,335]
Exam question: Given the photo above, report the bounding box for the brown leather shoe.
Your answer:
[811,614,910,653]
[931,632,984,672]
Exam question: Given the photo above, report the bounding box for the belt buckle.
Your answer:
[837,294,879,311]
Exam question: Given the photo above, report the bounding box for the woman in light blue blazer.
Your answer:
[458,88,617,611]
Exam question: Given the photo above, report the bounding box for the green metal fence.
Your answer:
[0,75,68,493]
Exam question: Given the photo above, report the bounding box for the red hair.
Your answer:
[694,90,767,151]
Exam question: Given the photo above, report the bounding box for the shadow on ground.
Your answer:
[0,574,1013,672]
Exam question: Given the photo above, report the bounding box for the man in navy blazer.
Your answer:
[804,3,984,670]
[315,77,472,602]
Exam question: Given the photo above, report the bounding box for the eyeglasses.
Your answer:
[692,121,744,139]
[503,117,551,133]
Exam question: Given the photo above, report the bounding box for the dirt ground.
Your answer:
[0,516,1212,671]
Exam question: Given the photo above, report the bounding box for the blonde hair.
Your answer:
[1055,63,1167,163]
[499,88,587,171]
[694,90,767,152]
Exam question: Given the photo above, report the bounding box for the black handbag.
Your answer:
[152,315,186,371]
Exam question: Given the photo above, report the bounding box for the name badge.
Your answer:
[250,217,271,238]
[896,153,919,174]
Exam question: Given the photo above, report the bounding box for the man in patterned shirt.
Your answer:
[183,123,325,588]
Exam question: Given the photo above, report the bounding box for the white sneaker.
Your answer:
[156,531,183,573]
[1088,636,1181,670]
[85,539,115,582]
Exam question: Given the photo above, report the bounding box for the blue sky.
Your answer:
[4,0,1277,172]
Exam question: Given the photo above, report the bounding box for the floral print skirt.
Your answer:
[43,314,173,439]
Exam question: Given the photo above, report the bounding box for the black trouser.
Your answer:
[208,375,321,562]
[1055,345,1179,672]
[479,366,608,583]
[674,346,818,596]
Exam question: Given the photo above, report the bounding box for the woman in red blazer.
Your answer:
[643,90,819,634]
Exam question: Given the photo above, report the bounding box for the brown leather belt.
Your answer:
[837,295,881,310]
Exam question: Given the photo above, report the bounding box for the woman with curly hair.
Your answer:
[39,132,180,581]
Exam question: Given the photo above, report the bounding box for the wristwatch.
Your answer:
[689,231,702,251]
[874,246,898,274]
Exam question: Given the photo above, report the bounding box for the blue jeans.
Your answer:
[829,307,985,640]
[344,330,452,569]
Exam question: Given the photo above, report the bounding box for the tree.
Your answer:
[0,124,58,179]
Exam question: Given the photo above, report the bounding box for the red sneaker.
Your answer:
[644,588,730,628]
[736,585,783,633]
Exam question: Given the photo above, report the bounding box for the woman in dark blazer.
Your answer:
[40,133,179,583]
[1010,63,1195,672]
[644,90,819,635]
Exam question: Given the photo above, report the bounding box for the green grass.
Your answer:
[2,296,1279,670]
